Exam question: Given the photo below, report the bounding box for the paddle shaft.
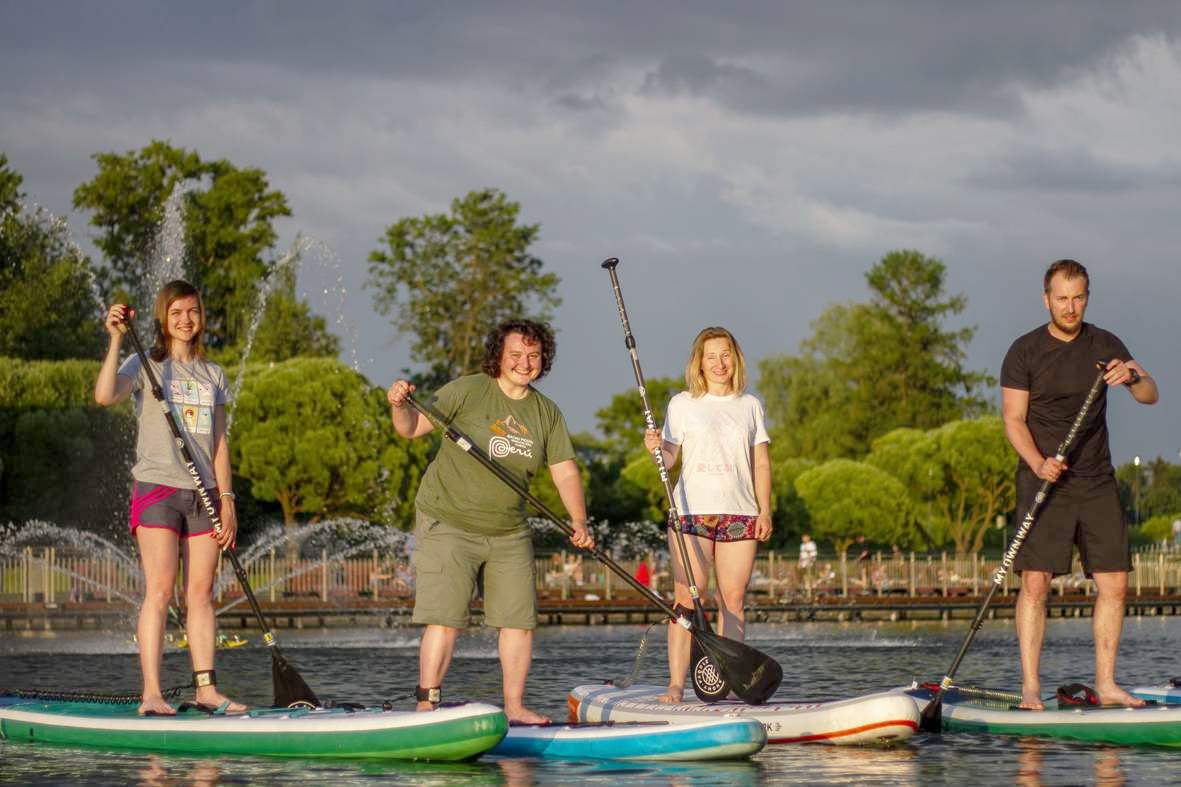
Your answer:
[924,365,1108,714]
[600,258,708,629]
[404,393,683,622]
[121,320,286,655]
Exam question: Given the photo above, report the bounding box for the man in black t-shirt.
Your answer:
[1001,259,1158,710]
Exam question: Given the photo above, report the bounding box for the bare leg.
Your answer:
[1016,570,1051,710]
[660,529,714,704]
[136,529,180,715]
[1092,571,1145,707]
[182,534,245,712]
[713,540,758,641]
[499,627,548,723]
[417,624,459,711]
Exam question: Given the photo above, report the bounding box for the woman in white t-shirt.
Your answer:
[95,280,244,717]
[644,326,771,703]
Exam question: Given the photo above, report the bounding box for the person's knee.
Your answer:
[142,585,175,610]
[716,589,746,616]
[1094,573,1129,601]
[1020,572,1052,599]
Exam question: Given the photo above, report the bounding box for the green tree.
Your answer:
[230,358,432,538]
[0,358,134,534]
[367,189,561,385]
[768,447,815,548]
[72,140,294,350]
[759,250,992,460]
[794,459,915,553]
[0,155,103,360]
[867,418,1016,553]
[580,378,682,525]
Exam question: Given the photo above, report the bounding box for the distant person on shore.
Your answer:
[634,558,652,589]
[798,534,818,597]
[1001,259,1157,710]
[643,326,772,704]
[1172,517,1181,550]
[94,281,245,717]
[387,319,593,724]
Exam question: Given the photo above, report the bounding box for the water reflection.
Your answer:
[1014,738,1126,787]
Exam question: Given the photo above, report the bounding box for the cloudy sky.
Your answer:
[3,1,1179,465]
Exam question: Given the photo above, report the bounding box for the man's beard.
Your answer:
[1050,313,1083,336]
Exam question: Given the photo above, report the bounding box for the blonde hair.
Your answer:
[150,279,207,362]
[684,326,747,397]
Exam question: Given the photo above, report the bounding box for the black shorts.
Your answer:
[1012,474,1130,577]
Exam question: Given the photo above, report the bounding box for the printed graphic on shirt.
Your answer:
[690,411,743,476]
[488,414,534,459]
[170,377,214,436]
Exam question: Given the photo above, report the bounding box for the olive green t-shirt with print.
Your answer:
[415,374,576,536]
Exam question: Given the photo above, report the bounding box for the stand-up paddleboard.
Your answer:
[0,693,507,761]
[903,684,1181,747]
[1133,681,1181,705]
[491,717,766,760]
[568,685,918,745]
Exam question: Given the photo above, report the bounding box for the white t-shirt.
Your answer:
[662,391,770,516]
[799,540,817,567]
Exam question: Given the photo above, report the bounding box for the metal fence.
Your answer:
[6,546,1181,606]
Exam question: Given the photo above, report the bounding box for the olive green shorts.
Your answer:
[411,510,537,630]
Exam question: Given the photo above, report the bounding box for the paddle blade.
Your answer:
[271,648,319,708]
[690,638,731,703]
[918,694,944,733]
[691,629,782,705]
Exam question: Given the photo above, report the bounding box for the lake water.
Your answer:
[3,615,1178,785]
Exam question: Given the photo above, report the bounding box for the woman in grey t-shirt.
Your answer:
[94,280,245,716]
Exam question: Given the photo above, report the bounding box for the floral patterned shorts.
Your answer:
[670,514,758,542]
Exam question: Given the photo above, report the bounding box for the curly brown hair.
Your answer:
[481,319,556,380]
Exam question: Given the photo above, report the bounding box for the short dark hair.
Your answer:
[1044,259,1089,293]
[481,319,556,379]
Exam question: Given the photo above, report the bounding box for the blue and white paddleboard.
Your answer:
[491,717,766,760]
[1132,681,1181,704]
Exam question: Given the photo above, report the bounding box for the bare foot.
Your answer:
[1096,685,1147,708]
[138,696,176,716]
[1018,687,1044,711]
[658,686,684,705]
[194,687,248,714]
[505,705,550,724]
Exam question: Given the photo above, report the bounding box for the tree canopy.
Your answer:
[0,154,104,360]
[866,418,1015,553]
[230,357,431,529]
[794,459,915,552]
[72,140,335,359]
[367,188,561,386]
[759,250,992,461]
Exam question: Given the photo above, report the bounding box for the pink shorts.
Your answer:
[670,514,758,542]
[130,481,217,538]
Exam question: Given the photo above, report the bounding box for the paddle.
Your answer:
[404,392,782,705]
[120,314,319,709]
[919,364,1108,732]
[601,257,759,703]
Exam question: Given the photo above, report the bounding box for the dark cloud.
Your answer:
[967,146,1181,192]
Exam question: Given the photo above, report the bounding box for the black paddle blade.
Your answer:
[918,695,944,733]
[271,648,319,708]
[690,638,731,703]
[691,629,782,705]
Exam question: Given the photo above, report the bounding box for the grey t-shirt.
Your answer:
[118,354,230,489]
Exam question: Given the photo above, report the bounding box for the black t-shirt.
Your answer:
[1000,323,1130,492]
